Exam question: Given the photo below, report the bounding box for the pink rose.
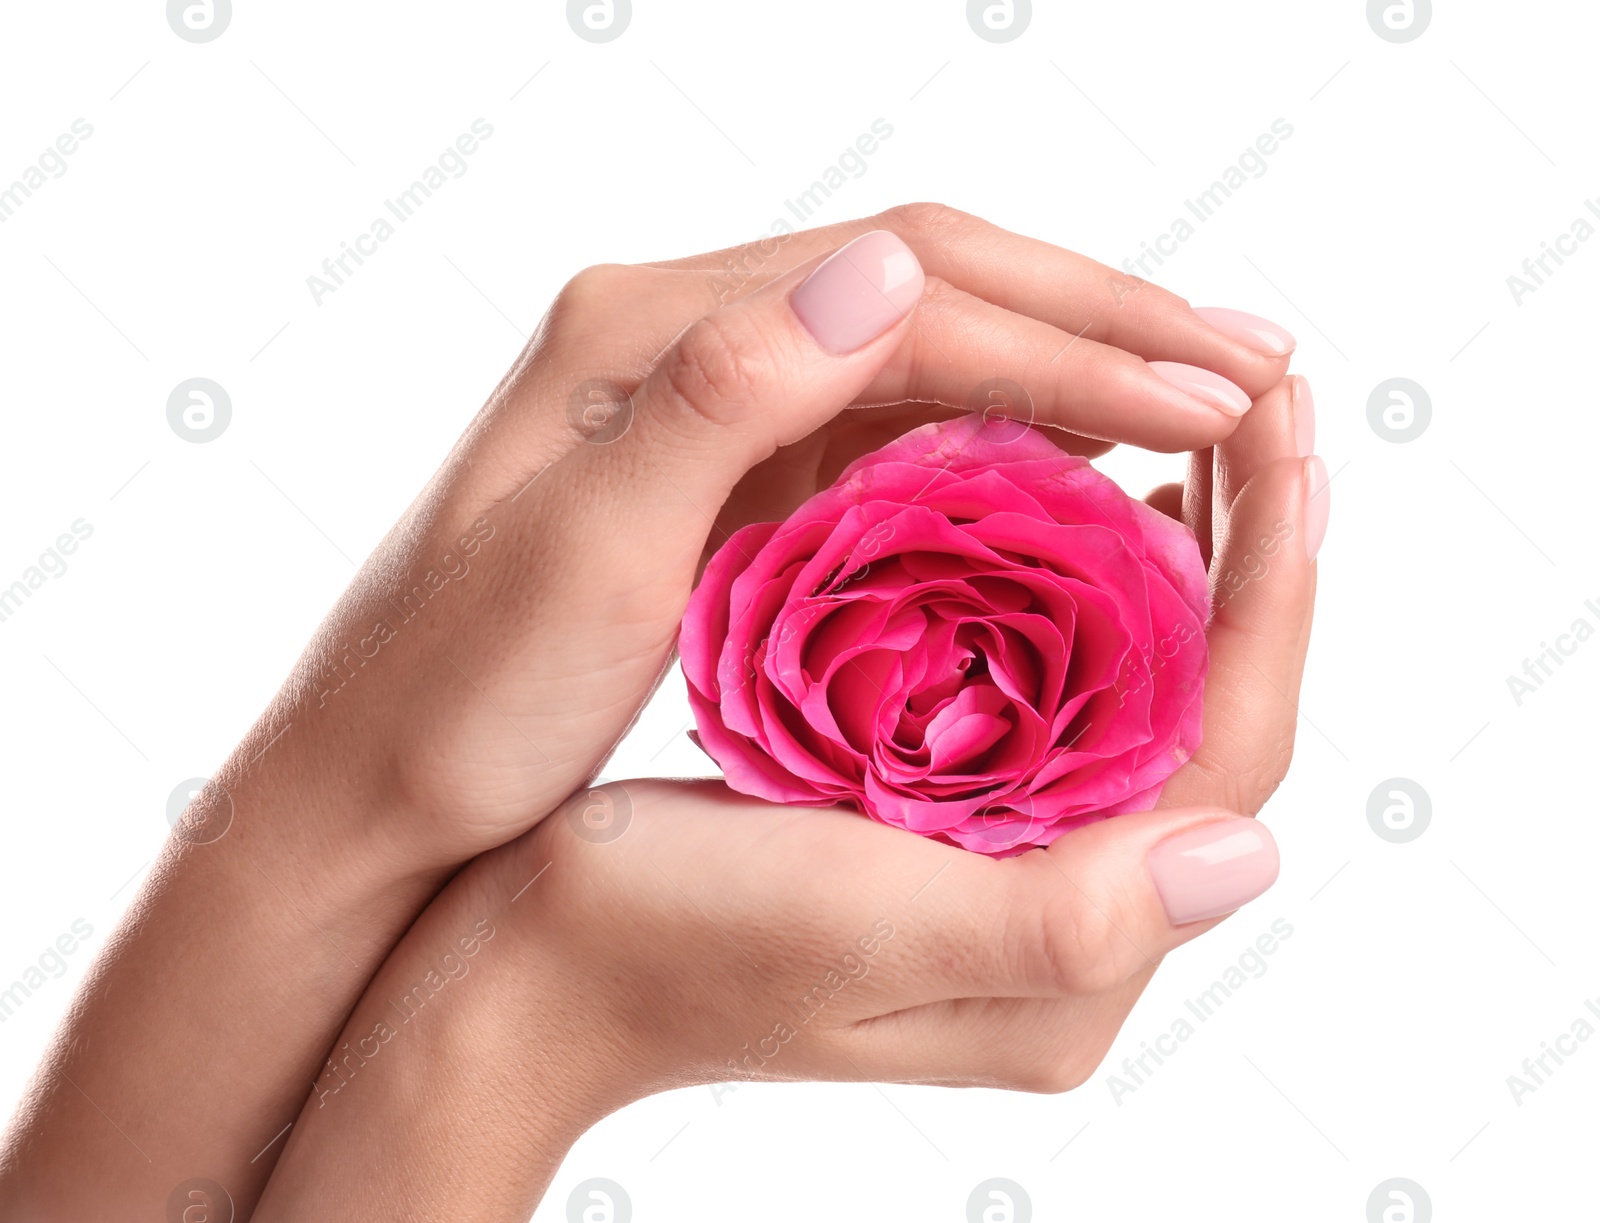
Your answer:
[679,414,1209,855]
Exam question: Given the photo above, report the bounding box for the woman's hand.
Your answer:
[0,205,1300,1221]
[269,204,1293,868]
[250,780,1281,1222]
[250,370,1323,1221]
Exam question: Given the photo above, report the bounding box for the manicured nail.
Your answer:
[1193,306,1296,356]
[1148,361,1252,417]
[1291,375,1316,458]
[790,230,925,355]
[1303,454,1330,561]
[1148,819,1279,925]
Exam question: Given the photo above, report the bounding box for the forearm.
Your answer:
[251,840,621,1223]
[0,742,451,1219]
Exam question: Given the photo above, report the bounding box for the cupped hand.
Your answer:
[249,777,1280,1222]
[249,367,1323,1219]
[240,204,1292,868]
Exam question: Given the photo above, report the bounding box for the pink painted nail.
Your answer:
[1148,361,1252,417]
[1291,375,1316,458]
[1303,454,1330,561]
[1193,306,1296,356]
[1148,819,1279,925]
[790,230,925,355]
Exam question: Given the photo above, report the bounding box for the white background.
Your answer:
[1,1,1595,1219]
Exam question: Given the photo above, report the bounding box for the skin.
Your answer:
[250,353,1319,1222]
[0,203,1314,1220]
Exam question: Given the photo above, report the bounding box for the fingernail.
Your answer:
[1291,375,1316,458]
[1303,454,1330,561]
[1193,306,1296,356]
[1148,819,1279,925]
[1148,361,1252,417]
[790,230,925,355]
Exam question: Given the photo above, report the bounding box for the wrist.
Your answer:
[252,841,638,1222]
[209,702,455,915]
[422,845,650,1133]
[0,733,458,1219]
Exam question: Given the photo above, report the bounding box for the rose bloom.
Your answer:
[679,414,1209,855]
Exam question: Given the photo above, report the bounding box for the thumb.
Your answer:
[575,229,925,525]
[906,808,1282,1005]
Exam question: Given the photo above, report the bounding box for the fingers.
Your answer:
[1158,454,1323,814]
[557,231,925,554]
[1183,372,1311,581]
[900,806,1278,1007]
[649,203,1293,398]
[841,974,1153,1092]
[1144,481,1184,522]
[1214,374,1313,511]
[855,279,1252,452]
[1185,446,1214,567]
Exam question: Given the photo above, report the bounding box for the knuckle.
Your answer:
[1016,1015,1124,1094]
[881,201,970,241]
[1189,721,1298,815]
[1096,271,1190,336]
[1122,277,1189,316]
[1027,883,1138,996]
[1018,1048,1099,1095]
[915,273,961,308]
[657,313,770,427]
[549,263,636,327]
[1242,728,1298,811]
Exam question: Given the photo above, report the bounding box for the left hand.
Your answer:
[239,205,1292,869]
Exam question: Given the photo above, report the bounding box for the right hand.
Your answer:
[250,352,1322,1223]
[250,779,1280,1221]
